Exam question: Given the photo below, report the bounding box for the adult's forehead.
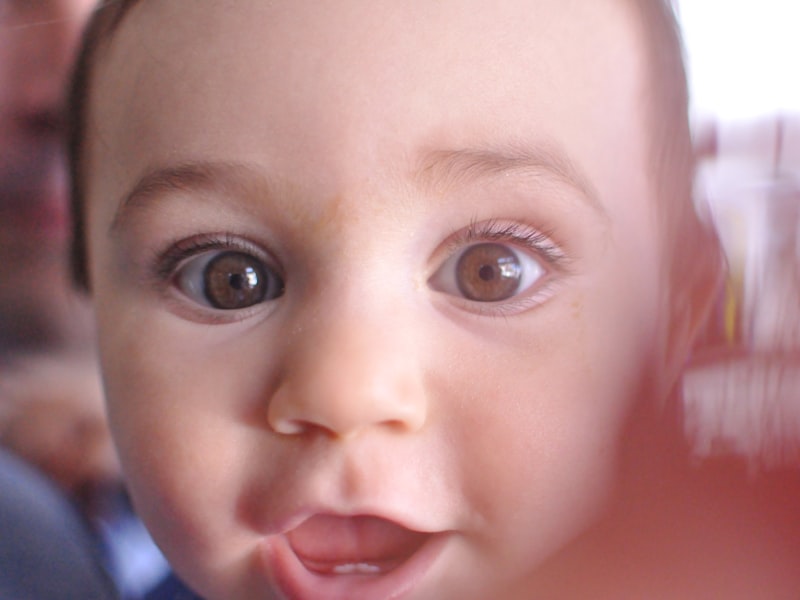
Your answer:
[88,0,650,189]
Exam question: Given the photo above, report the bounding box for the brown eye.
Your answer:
[174,250,284,310]
[455,243,522,301]
[428,238,547,305]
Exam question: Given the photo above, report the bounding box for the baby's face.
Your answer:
[86,1,669,598]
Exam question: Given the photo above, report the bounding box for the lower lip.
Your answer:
[259,530,449,600]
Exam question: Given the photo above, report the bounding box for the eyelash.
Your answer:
[447,219,565,265]
[151,221,566,319]
[154,233,270,283]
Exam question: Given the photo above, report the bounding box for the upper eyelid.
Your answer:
[442,220,568,267]
[154,233,277,282]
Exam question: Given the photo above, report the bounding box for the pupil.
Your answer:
[478,265,495,281]
[229,273,245,290]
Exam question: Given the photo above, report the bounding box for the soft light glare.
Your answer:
[679,1,800,120]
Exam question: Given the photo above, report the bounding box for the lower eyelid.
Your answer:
[442,280,559,318]
[160,291,270,324]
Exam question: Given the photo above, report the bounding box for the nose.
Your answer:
[267,309,428,439]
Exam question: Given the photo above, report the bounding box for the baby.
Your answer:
[68,1,720,598]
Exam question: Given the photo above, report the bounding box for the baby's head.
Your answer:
[69,1,720,598]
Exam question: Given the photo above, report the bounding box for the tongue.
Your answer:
[287,515,428,575]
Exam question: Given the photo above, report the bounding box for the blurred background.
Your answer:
[676,0,800,472]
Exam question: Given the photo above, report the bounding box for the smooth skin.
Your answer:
[84,1,687,598]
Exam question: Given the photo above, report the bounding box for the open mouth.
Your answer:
[261,513,447,600]
[287,514,429,576]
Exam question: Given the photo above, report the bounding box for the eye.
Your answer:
[173,250,284,310]
[430,241,546,303]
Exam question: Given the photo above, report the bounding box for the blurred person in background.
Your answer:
[0,2,175,598]
[0,0,95,358]
[0,351,120,522]
[0,352,172,599]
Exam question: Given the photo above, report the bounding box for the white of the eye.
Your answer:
[174,251,219,307]
[431,244,545,299]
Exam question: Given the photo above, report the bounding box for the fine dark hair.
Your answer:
[67,0,141,288]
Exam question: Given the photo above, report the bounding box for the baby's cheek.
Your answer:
[106,335,281,593]
[436,318,625,553]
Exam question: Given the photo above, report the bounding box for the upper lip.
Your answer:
[263,503,442,538]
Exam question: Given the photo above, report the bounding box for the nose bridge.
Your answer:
[267,298,428,439]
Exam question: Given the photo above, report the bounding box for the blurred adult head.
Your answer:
[0,0,96,355]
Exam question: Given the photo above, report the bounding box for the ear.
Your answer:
[661,230,726,393]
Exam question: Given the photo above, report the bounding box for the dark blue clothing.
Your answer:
[0,448,119,599]
[144,573,203,600]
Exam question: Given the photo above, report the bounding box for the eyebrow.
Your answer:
[111,161,262,233]
[414,144,606,218]
[112,144,606,231]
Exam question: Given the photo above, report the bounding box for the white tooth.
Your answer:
[355,563,381,574]
[332,563,381,575]
[332,564,355,574]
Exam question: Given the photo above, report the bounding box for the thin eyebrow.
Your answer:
[111,147,605,232]
[415,144,607,218]
[110,161,261,233]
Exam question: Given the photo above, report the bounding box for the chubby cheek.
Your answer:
[445,350,621,555]
[96,302,265,595]
[436,289,659,575]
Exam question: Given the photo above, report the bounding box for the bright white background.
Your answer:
[678,1,800,121]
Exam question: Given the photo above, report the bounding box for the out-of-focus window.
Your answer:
[677,2,800,472]
[678,0,800,121]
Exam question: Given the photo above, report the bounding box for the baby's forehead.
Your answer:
[103,0,650,79]
[93,0,653,156]
[84,0,666,246]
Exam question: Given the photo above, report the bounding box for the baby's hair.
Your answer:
[627,0,721,296]
[67,0,141,288]
[67,0,719,301]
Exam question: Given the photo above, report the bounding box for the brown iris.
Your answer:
[203,251,281,309]
[455,243,522,301]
